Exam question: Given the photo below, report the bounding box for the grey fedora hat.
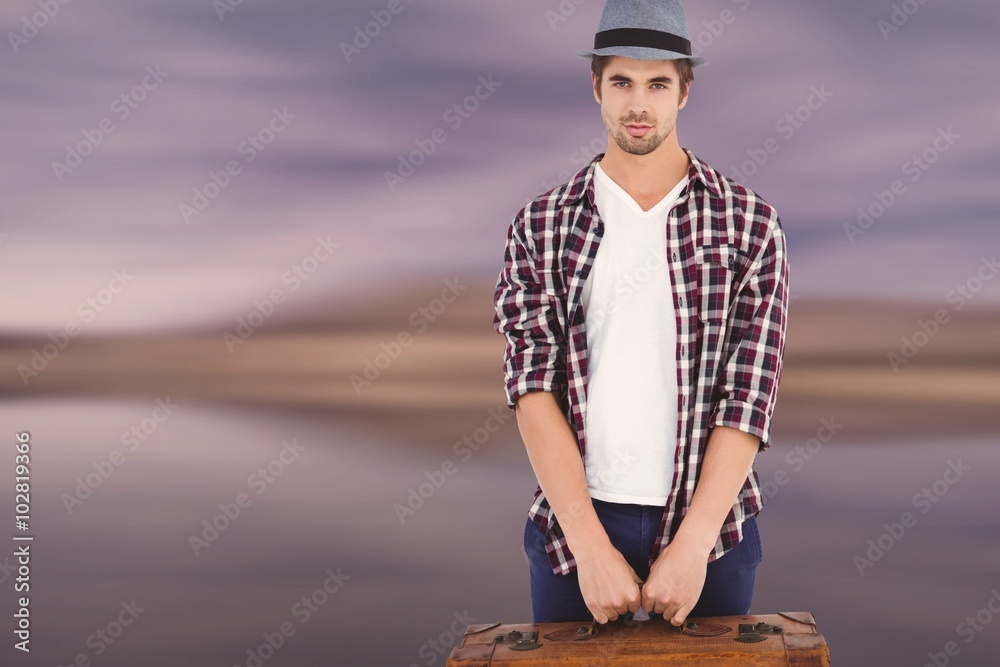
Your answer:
[576,0,708,67]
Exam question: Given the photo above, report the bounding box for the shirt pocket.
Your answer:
[693,243,738,325]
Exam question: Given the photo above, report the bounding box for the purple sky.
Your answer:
[1,0,997,334]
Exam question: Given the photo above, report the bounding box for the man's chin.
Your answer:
[615,136,660,156]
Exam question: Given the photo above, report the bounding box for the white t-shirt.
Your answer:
[581,162,688,505]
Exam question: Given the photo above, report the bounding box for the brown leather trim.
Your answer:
[784,632,832,667]
[542,623,597,642]
[447,640,495,666]
[462,622,501,636]
[678,619,732,637]
[778,611,817,627]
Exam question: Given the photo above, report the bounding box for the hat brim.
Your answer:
[575,46,708,67]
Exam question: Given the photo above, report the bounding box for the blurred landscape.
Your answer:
[4,279,998,447]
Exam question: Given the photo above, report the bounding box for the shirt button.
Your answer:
[678,297,684,307]
[671,252,678,261]
[681,346,686,357]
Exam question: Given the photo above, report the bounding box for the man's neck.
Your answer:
[597,145,690,202]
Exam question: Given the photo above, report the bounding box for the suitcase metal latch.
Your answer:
[493,629,541,651]
[735,621,783,643]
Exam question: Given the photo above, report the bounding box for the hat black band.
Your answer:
[593,28,692,56]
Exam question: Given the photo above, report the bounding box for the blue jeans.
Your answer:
[525,498,762,623]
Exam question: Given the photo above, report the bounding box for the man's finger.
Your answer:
[670,601,695,627]
[640,586,656,612]
[660,600,682,622]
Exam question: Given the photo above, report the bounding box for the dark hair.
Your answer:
[591,55,693,102]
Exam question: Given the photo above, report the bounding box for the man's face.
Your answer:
[592,57,689,156]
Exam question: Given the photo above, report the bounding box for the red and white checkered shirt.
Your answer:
[492,148,790,576]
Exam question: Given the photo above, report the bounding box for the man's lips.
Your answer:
[625,123,652,136]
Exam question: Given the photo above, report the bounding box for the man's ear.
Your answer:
[592,72,601,105]
[678,83,690,110]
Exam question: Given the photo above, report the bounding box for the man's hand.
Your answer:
[638,425,761,626]
[575,541,645,624]
[639,537,708,627]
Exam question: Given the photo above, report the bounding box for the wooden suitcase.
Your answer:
[446,610,830,666]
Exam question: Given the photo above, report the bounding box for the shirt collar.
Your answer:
[556,147,724,209]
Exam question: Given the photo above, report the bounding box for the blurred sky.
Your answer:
[1,0,998,335]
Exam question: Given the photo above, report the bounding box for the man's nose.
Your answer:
[626,92,651,113]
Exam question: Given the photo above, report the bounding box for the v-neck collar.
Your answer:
[594,161,689,217]
[557,148,723,211]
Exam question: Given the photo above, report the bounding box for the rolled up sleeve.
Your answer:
[492,206,567,411]
[708,208,790,452]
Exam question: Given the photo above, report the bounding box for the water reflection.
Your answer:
[0,399,996,665]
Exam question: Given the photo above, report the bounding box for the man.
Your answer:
[492,0,789,627]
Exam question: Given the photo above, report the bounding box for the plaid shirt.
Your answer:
[492,148,789,577]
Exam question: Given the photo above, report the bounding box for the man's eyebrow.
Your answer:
[607,74,674,84]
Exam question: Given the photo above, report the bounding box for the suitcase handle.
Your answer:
[589,610,665,636]
[539,614,656,643]
[592,606,653,626]
[591,612,733,638]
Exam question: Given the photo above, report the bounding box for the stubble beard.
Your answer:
[603,108,673,157]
